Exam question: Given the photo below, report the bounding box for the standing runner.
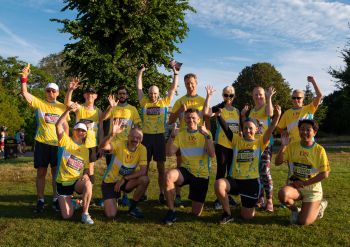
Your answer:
[277,76,323,143]
[65,78,103,185]
[136,64,179,204]
[20,64,69,213]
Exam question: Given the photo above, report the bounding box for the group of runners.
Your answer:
[19,63,330,226]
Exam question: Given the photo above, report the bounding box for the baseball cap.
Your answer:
[85,87,97,94]
[74,123,87,132]
[45,83,59,91]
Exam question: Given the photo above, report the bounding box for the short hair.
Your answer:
[148,85,159,94]
[244,117,258,127]
[222,86,235,94]
[185,108,200,115]
[298,119,319,131]
[129,126,143,138]
[184,73,197,81]
[117,86,128,94]
[292,89,305,96]
[253,86,265,93]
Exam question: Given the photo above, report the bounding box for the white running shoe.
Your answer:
[318,199,328,219]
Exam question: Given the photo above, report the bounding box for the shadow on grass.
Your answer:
[0,196,289,226]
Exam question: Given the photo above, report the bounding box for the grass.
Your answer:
[0,150,350,247]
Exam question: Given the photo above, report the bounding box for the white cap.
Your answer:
[45,83,59,91]
[74,123,87,132]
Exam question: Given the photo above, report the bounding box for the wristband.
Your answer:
[20,77,28,84]
[174,73,179,75]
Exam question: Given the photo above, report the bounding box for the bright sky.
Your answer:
[1,0,350,105]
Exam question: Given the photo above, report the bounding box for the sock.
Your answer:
[38,198,44,203]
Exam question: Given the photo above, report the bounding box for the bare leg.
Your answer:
[214,178,231,214]
[58,196,74,219]
[298,201,321,225]
[75,179,93,214]
[104,198,118,218]
[165,169,184,210]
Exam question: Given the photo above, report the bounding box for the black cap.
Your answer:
[85,87,97,94]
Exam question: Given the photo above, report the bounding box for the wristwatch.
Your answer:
[205,135,211,140]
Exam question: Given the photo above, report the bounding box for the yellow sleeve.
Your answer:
[173,135,180,149]
[171,99,181,113]
[30,95,44,109]
[305,103,317,114]
[231,134,239,147]
[58,132,70,147]
[140,96,147,107]
[133,107,141,125]
[139,146,147,166]
[259,135,269,150]
[277,111,287,130]
[318,147,330,172]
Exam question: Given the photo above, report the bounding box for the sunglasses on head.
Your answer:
[46,89,57,93]
[223,94,234,98]
[292,96,303,100]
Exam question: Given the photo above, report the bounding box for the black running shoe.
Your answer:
[52,199,60,212]
[33,200,45,214]
[220,212,234,224]
[162,210,177,225]
[159,193,166,204]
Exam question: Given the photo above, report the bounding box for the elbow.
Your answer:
[323,171,330,179]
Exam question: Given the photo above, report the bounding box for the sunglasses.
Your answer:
[46,89,57,93]
[292,96,303,100]
[223,94,235,98]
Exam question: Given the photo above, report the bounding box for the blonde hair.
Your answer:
[222,86,235,94]
[292,89,305,96]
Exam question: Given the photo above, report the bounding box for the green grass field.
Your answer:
[0,149,350,247]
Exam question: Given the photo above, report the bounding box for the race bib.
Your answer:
[228,123,239,134]
[146,107,161,115]
[44,113,60,124]
[118,165,135,176]
[293,162,312,178]
[67,155,84,171]
[237,149,254,162]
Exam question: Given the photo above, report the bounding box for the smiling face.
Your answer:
[72,128,87,143]
[117,89,128,103]
[292,90,304,108]
[83,92,97,104]
[252,87,265,107]
[45,88,59,102]
[148,86,159,103]
[128,128,143,150]
[222,86,235,105]
[184,76,197,96]
[243,120,257,140]
[185,111,200,131]
[298,122,316,143]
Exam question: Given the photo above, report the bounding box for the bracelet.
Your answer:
[174,73,179,75]
[20,77,28,84]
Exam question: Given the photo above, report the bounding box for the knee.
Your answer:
[37,168,47,178]
[61,211,73,219]
[105,210,116,219]
[214,179,226,194]
[139,176,150,186]
[84,180,93,193]
[165,171,176,186]
[278,188,288,202]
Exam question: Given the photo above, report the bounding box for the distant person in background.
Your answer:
[241,86,276,212]
[20,64,69,214]
[19,128,26,153]
[55,103,94,225]
[0,126,7,157]
[203,85,240,209]
[65,78,103,186]
[136,64,179,204]
[275,119,329,225]
[15,129,23,154]
[277,76,323,143]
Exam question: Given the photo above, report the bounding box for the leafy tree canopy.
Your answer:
[233,62,292,111]
[52,0,194,107]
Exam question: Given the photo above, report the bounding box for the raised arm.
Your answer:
[275,130,289,166]
[56,103,78,141]
[20,64,33,104]
[262,105,281,145]
[198,125,215,157]
[99,118,123,151]
[265,86,276,117]
[203,85,215,117]
[136,65,145,101]
[101,94,118,120]
[166,127,179,156]
[308,76,323,108]
[167,65,180,102]
[168,103,186,125]
[64,77,80,107]
[240,104,249,123]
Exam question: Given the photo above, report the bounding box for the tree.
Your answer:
[233,63,292,111]
[52,0,194,106]
[325,37,350,134]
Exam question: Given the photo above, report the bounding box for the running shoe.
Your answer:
[33,200,45,214]
[128,207,144,219]
[121,194,130,206]
[214,199,222,210]
[290,207,301,224]
[318,199,328,219]
[52,199,60,212]
[162,210,177,225]
[220,212,234,224]
[159,193,166,205]
[81,213,94,225]
[174,195,182,207]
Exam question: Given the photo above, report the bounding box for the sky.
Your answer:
[1,0,350,105]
